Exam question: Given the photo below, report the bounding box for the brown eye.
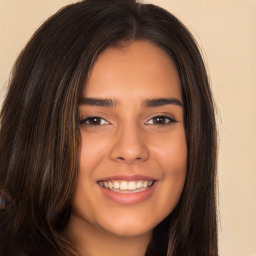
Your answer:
[80,117,109,126]
[146,115,176,125]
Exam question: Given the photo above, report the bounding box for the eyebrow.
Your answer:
[79,97,183,108]
[79,97,117,107]
[142,98,183,107]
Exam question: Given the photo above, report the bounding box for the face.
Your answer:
[71,41,187,238]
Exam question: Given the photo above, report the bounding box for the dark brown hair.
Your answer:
[0,0,218,255]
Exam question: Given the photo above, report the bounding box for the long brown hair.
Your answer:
[0,0,218,255]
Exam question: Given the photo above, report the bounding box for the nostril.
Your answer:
[110,140,149,163]
[116,156,142,162]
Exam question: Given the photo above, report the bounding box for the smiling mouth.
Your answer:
[98,180,155,193]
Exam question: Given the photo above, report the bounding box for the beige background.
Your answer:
[0,1,255,255]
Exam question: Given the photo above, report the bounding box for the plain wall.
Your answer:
[0,1,255,255]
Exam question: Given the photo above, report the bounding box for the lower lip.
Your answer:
[98,182,157,205]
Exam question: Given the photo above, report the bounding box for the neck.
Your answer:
[65,216,152,256]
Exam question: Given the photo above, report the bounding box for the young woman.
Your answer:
[0,0,218,255]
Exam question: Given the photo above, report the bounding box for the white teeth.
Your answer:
[120,181,128,190]
[108,181,113,189]
[98,180,154,192]
[128,181,137,190]
[113,181,120,189]
[136,181,143,189]
[143,181,148,188]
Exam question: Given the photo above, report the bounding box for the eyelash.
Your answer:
[80,116,109,126]
[145,115,177,125]
[80,115,177,126]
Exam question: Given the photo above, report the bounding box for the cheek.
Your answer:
[163,128,187,182]
[79,133,109,171]
[153,129,187,214]
[153,128,187,173]
[73,135,107,217]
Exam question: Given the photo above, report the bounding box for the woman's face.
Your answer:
[71,41,187,237]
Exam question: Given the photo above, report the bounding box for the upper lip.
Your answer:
[97,174,157,182]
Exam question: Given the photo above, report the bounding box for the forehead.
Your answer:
[84,40,182,100]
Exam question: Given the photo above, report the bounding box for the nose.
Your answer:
[109,123,149,164]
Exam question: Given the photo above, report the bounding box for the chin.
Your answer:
[95,208,167,237]
[100,220,153,237]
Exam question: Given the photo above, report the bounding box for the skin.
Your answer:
[67,40,187,256]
